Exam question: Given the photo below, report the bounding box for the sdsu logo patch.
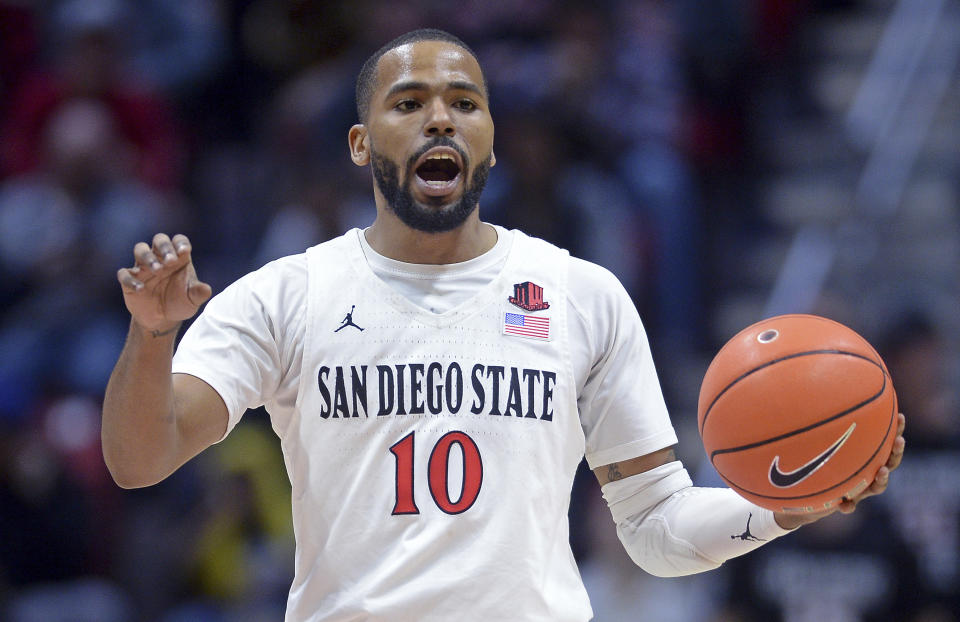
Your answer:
[508,281,550,312]
[504,282,551,340]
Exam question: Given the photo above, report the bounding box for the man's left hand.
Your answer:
[774,412,906,530]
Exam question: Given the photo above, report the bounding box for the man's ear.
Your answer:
[349,124,370,166]
[490,148,496,167]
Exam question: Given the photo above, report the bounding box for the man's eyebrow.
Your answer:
[385,80,429,99]
[384,80,485,100]
[447,80,484,96]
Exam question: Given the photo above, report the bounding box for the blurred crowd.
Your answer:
[0,1,957,621]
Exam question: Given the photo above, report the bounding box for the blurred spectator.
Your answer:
[103,407,288,620]
[0,2,40,110]
[877,312,960,620]
[0,420,91,587]
[878,312,957,447]
[88,0,226,95]
[612,0,704,357]
[109,465,208,621]
[0,394,130,622]
[187,52,366,284]
[246,54,369,266]
[722,503,924,622]
[184,416,294,615]
[676,0,754,175]
[479,0,702,359]
[1,0,186,191]
[484,115,586,258]
[0,98,179,417]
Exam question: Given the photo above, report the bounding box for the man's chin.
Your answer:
[389,195,477,234]
[415,201,474,222]
[418,194,460,210]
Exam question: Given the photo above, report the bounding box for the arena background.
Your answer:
[0,1,958,620]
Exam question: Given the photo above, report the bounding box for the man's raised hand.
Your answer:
[117,233,212,335]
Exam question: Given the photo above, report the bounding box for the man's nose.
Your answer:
[424,99,455,136]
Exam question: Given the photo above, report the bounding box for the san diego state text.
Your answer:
[316,362,557,421]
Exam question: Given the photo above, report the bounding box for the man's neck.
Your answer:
[364,214,497,264]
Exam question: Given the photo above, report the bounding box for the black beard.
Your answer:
[371,137,491,234]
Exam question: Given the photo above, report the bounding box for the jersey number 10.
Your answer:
[389,431,483,515]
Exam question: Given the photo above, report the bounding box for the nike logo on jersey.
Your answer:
[769,423,857,488]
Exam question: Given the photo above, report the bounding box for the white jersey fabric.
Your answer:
[172,225,677,621]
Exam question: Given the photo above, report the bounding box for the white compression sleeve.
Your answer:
[601,461,794,577]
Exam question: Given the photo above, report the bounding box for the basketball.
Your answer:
[697,314,898,514]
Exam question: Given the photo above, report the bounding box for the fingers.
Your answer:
[887,432,905,471]
[153,232,178,265]
[119,233,198,293]
[171,233,192,255]
[867,465,891,496]
[150,233,190,269]
[890,412,906,461]
[131,234,194,273]
[836,498,857,514]
[839,433,902,515]
[117,266,144,292]
[134,241,163,272]
[838,467,889,513]
[861,413,906,496]
[802,413,907,523]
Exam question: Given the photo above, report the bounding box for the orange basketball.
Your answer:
[697,314,898,514]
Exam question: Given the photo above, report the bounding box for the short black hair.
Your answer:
[355,28,486,122]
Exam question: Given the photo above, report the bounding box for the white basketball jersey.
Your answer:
[284,229,591,621]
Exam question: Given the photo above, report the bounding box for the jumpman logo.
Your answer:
[731,513,766,542]
[335,305,364,332]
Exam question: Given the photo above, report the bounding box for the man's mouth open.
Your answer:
[413,147,463,198]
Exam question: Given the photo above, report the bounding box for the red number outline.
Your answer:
[389,431,483,516]
[389,432,419,515]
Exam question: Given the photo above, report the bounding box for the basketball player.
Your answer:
[103,29,906,621]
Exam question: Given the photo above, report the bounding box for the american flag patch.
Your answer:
[503,312,550,340]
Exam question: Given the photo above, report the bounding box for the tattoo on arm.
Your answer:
[598,447,678,485]
[150,326,179,338]
[607,463,623,482]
